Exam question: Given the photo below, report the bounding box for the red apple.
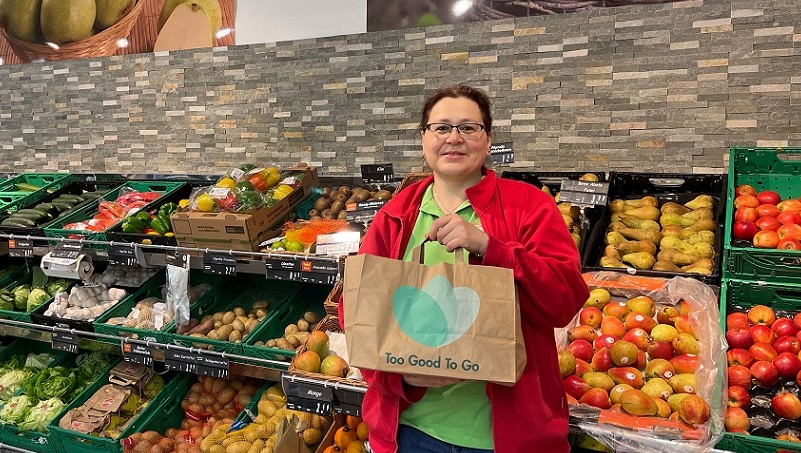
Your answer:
[777,211,801,226]
[778,238,801,250]
[727,349,754,367]
[593,334,617,351]
[771,391,801,420]
[728,365,752,389]
[748,305,776,327]
[727,312,749,330]
[773,352,801,379]
[756,203,781,218]
[568,340,595,363]
[755,216,782,232]
[735,184,756,197]
[563,375,591,399]
[750,360,779,387]
[725,406,751,432]
[750,342,778,362]
[671,354,700,374]
[579,387,611,409]
[756,190,781,206]
[727,386,751,409]
[773,335,801,355]
[579,307,603,328]
[621,328,650,350]
[778,199,801,213]
[735,194,760,209]
[753,230,780,248]
[773,318,801,338]
[591,347,613,372]
[750,324,776,344]
[732,221,758,241]
[647,340,675,361]
[726,328,754,350]
[734,207,758,223]
[777,223,801,241]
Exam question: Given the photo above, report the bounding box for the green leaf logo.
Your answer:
[392,275,480,347]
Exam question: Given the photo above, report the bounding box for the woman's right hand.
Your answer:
[402,374,463,388]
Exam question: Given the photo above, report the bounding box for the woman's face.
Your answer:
[421,97,491,181]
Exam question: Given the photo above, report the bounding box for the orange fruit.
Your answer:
[345,415,362,430]
[334,426,357,449]
[356,422,368,441]
[345,441,366,453]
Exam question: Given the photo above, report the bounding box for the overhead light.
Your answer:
[46,42,59,50]
[215,28,233,40]
[116,38,129,48]
[452,0,474,16]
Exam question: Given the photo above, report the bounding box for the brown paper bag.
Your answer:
[343,245,526,384]
[273,414,311,453]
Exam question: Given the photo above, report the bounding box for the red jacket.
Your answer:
[339,169,588,453]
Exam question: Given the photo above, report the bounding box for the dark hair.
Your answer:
[419,84,492,134]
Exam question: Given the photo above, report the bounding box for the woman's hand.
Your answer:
[428,214,489,256]
[403,374,463,388]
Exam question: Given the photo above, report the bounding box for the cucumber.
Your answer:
[51,201,76,212]
[1,217,36,227]
[33,203,59,217]
[14,182,41,192]
[56,194,84,203]
[51,196,79,205]
[79,191,101,201]
[12,209,47,221]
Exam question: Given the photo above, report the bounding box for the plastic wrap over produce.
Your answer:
[554,271,726,452]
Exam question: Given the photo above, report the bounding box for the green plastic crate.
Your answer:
[724,147,801,284]
[0,264,28,290]
[717,278,801,453]
[0,193,31,215]
[43,180,186,244]
[0,173,72,213]
[49,369,191,453]
[167,276,305,356]
[0,266,77,323]
[244,283,332,363]
[0,351,117,452]
[0,339,65,402]
[93,271,225,344]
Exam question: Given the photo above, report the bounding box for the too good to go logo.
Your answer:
[391,275,480,347]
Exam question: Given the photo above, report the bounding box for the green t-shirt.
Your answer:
[397,185,493,450]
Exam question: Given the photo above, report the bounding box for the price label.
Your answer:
[283,375,334,415]
[489,142,514,164]
[108,244,139,266]
[361,163,394,183]
[50,242,83,260]
[8,239,34,258]
[265,257,339,285]
[334,402,362,418]
[121,341,154,367]
[166,251,190,269]
[203,252,236,276]
[558,180,610,206]
[164,349,229,379]
[52,330,78,354]
[287,396,333,416]
[345,200,387,222]
[164,349,198,374]
[315,231,360,256]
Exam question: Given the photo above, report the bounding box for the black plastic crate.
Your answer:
[501,171,607,260]
[584,172,727,285]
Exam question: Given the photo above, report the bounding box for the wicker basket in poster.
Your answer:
[0,0,145,63]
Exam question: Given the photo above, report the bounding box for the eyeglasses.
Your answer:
[423,122,486,139]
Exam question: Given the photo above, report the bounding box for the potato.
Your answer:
[200,315,212,324]
[294,331,310,344]
[303,311,321,324]
[252,300,269,309]
[233,307,245,317]
[232,320,246,332]
[229,330,242,343]
[297,319,310,332]
[236,315,249,325]
[207,330,219,340]
[276,338,293,351]
[217,325,234,340]
[214,321,222,329]
[284,324,299,336]
[212,312,224,321]
[285,335,300,348]
[189,333,206,339]
[266,339,278,348]
[221,312,236,325]
[255,308,268,319]
[254,341,264,347]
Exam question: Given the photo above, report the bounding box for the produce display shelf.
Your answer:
[584,172,727,285]
[570,423,731,453]
[0,173,72,214]
[724,146,801,285]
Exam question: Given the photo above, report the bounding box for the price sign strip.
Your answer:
[203,252,237,276]
[50,241,84,260]
[361,163,394,183]
[165,349,229,379]
[52,330,78,354]
[121,340,155,367]
[559,180,611,207]
[282,374,362,417]
[8,238,34,258]
[265,256,340,285]
[345,200,387,222]
[108,244,139,266]
[489,142,514,164]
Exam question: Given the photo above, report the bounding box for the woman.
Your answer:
[340,84,588,452]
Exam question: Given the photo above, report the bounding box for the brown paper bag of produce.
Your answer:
[273,414,311,453]
[343,244,526,384]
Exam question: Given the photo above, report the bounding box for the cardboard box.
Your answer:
[170,167,318,251]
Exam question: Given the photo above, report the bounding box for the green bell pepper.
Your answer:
[121,217,146,234]
[158,203,178,219]
[150,216,171,236]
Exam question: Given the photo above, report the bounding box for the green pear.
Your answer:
[40,0,95,44]
[685,230,715,245]
[617,228,663,243]
[4,0,42,42]
[641,377,673,400]
[95,0,134,30]
[684,195,714,210]
[616,239,657,255]
[657,249,700,266]
[620,389,658,416]
[613,214,660,231]
[652,260,682,272]
[610,199,635,214]
[624,196,658,208]
[605,231,627,246]
[600,256,628,269]
[621,252,656,270]
[660,201,691,215]
[621,205,661,221]
[681,207,713,220]
[668,373,697,395]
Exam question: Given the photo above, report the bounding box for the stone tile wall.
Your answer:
[0,0,798,176]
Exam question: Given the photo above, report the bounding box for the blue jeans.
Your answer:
[397,425,494,453]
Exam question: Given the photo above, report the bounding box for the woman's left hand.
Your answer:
[428,214,489,256]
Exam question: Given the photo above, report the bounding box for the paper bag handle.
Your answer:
[410,240,467,264]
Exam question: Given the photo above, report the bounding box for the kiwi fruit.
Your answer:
[321,187,332,197]
[313,197,330,211]
[310,215,322,221]
[338,186,352,196]
[330,200,345,215]
[334,192,348,202]
[375,189,392,200]
[355,190,370,202]
[320,209,331,218]
[337,210,348,220]
[308,209,319,217]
